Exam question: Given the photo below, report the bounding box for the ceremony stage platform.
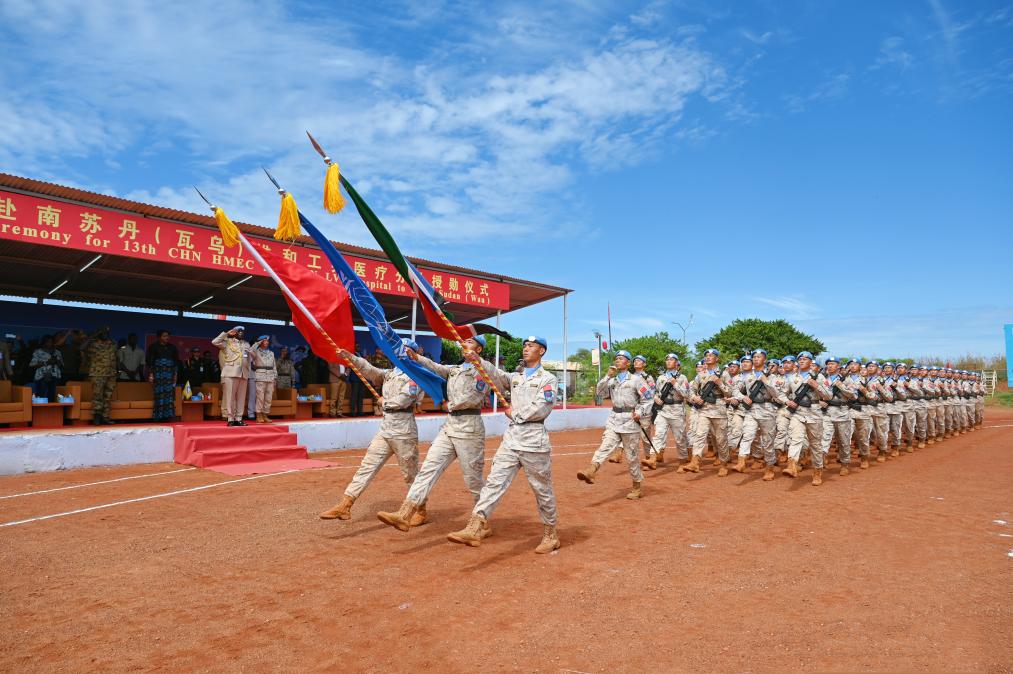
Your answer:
[0,407,609,476]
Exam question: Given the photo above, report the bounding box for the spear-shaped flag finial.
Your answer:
[193,186,240,248]
[306,131,346,214]
[261,167,301,241]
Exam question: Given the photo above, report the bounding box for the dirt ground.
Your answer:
[1,409,1011,673]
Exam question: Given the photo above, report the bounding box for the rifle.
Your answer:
[788,373,817,413]
[742,364,774,410]
[650,381,675,425]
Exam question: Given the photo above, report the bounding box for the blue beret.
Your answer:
[882,361,894,367]
[697,359,705,366]
[782,355,796,363]
[257,334,270,342]
[769,358,781,365]
[846,358,860,366]
[825,355,840,364]
[633,354,647,364]
[665,353,680,361]
[797,351,814,360]
[524,335,548,350]
[704,348,720,357]
[739,355,751,363]
[616,349,632,361]
[232,325,245,332]
[751,348,767,357]
[471,334,487,349]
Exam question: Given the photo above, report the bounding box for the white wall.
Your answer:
[0,408,610,475]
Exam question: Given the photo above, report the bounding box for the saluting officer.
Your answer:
[631,355,656,464]
[212,326,251,427]
[319,339,428,522]
[578,350,648,499]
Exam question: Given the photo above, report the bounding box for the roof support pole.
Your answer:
[562,292,568,410]
[493,310,502,413]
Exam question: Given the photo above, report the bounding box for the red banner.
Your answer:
[0,189,509,309]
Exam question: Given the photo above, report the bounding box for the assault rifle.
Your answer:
[742,364,774,410]
[789,373,817,413]
[649,381,675,425]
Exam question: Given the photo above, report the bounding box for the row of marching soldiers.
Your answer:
[578,348,987,494]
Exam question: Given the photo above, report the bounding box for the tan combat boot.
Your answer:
[447,514,487,547]
[319,494,355,520]
[641,453,657,470]
[762,466,775,481]
[656,450,665,465]
[577,462,600,484]
[732,456,747,473]
[859,458,869,469]
[479,517,493,540]
[678,455,701,473]
[876,454,887,463]
[377,500,418,532]
[917,441,926,449]
[782,458,799,478]
[534,524,560,554]
[712,456,723,466]
[626,481,643,500]
[927,437,935,445]
[409,503,428,527]
[840,465,850,476]
[811,468,823,486]
[751,458,765,470]
[607,448,623,463]
[890,446,900,458]
[717,463,729,477]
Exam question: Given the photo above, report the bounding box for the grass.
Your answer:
[988,390,1013,407]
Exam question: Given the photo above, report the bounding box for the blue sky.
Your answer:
[2,0,1011,359]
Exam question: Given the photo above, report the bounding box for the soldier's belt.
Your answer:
[611,406,634,413]
[253,366,273,370]
[827,400,846,407]
[513,419,544,425]
[449,408,481,416]
[383,407,414,413]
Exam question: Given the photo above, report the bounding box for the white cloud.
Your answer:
[750,295,819,320]
[872,36,914,71]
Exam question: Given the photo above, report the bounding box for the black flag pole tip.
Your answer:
[193,186,216,212]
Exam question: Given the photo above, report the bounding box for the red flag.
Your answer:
[253,242,354,360]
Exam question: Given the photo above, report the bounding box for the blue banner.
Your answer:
[1005,324,1013,384]
[298,212,446,404]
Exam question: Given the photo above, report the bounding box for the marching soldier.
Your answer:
[82,327,118,426]
[881,362,905,458]
[212,326,251,427]
[734,349,781,480]
[897,363,922,451]
[319,340,428,522]
[922,366,941,443]
[725,357,749,464]
[821,356,858,475]
[251,335,277,424]
[377,336,494,533]
[578,350,648,499]
[631,355,656,464]
[679,348,730,476]
[447,336,560,554]
[865,361,892,462]
[845,358,875,470]
[645,353,691,468]
[772,356,795,460]
[782,352,830,485]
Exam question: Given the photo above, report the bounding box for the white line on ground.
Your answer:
[983,424,1013,429]
[0,470,297,529]
[0,468,198,500]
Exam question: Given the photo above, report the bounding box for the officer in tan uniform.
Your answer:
[782,352,831,485]
[679,348,730,475]
[631,355,656,463]
[820,356,858,475]
[377,336,494,533]
[577,350,648,499]
[251,335,277,424]
[319,339,428,522]
[448,336,560,554]
[880,362,905,458]
[646,353,691,467]
[864,361,892,462]
[82,327,118,426]
[898,363,924,450]
[734,349,782,480]
[772,356,795,459]
[845,358,875,470]
[212,326,251,427]
[723,359,744,460]
[921,366,940,443]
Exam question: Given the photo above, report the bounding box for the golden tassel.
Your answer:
[213,207,241,248]
[323,162,346,214]
[274,192,302,241]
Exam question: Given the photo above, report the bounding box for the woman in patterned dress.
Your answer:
[146,329,180,421]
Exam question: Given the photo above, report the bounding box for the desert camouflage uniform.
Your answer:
[592,372,646,483]
[650,369,691,460]
[785,371,829,469]
[724,369,746,457]
[736,368,782,466]
[85,337,118,421]
[908,375,929,443]
[848,373,875,461]
[689,369,730,461]
[868,374,892,457]
[820,373,857,465]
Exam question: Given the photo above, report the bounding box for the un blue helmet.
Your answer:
[739,355,751,363]
[616,349,632,361]
[704,347,720,357]
[797,351,814,361]
[751,348,767,357]
[524,335,548,350]
[470,334,487,349]
[633,354,647,364]
[782,354,796,363]
[824,355,840,364]
[665,353,680,362]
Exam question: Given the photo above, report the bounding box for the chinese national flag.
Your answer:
[254,243,354,359]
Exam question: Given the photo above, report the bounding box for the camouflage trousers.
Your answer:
[787,412,823,469]
[345,434,419,499]
[821,415,854,464]
[773,407,791,452]
[915,406,930,440]
[474,445,557,526]
[692,414,729,462]
[888,412,904,447]
[851,412,873,457]
[871,413,889,454]
[406,429,485,506]
[651,410,688,460]
[593,429,643,482]
[738,406,776,465]
[726,409,745,455]
[90,376,116,420]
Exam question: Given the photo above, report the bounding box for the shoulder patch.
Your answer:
[542,383,554,402]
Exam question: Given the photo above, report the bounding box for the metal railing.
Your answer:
[980,370,998,396]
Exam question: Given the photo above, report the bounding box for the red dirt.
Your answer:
[1,410,1011,673]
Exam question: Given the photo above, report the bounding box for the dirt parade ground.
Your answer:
[2,410,1012,673]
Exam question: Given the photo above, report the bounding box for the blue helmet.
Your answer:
[704,347,720,357]
[470,334,487,349]
[797,351,814,361]
[751,348,767,357]
[524,335,548,350]
[616,349,632,361]
[633,354,647,364]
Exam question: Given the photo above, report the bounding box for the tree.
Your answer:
[694,319,824,361]
[612,331,689,375]
[442,336,523,369]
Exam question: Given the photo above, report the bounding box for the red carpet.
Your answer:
[173,423,334,476]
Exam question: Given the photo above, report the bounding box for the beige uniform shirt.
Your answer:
[347,353,425,439]
[690,369,731,419]
[251,348,277,382]
[485,362,557,452]
[212,332,251,379]
[654,370,690,420]
[416,354,494,439]
[597,372,643,433]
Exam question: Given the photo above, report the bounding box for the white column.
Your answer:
[410,299,417,340]
[493,310,501,413]
[562,292,568,410]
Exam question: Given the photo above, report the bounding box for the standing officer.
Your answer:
[319,339,428,522]
[735,349,781,480]
[82,327,118,426]
[820,356,858,475]
[251,335,277,424]
[578,350,647,499]
[679,348,730,475]
[645,353,691,468]
[212,326,251,427]
[377,336,493,533]
[782,352,830,485]
[447,336,560,554]
[921,366,940,444]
